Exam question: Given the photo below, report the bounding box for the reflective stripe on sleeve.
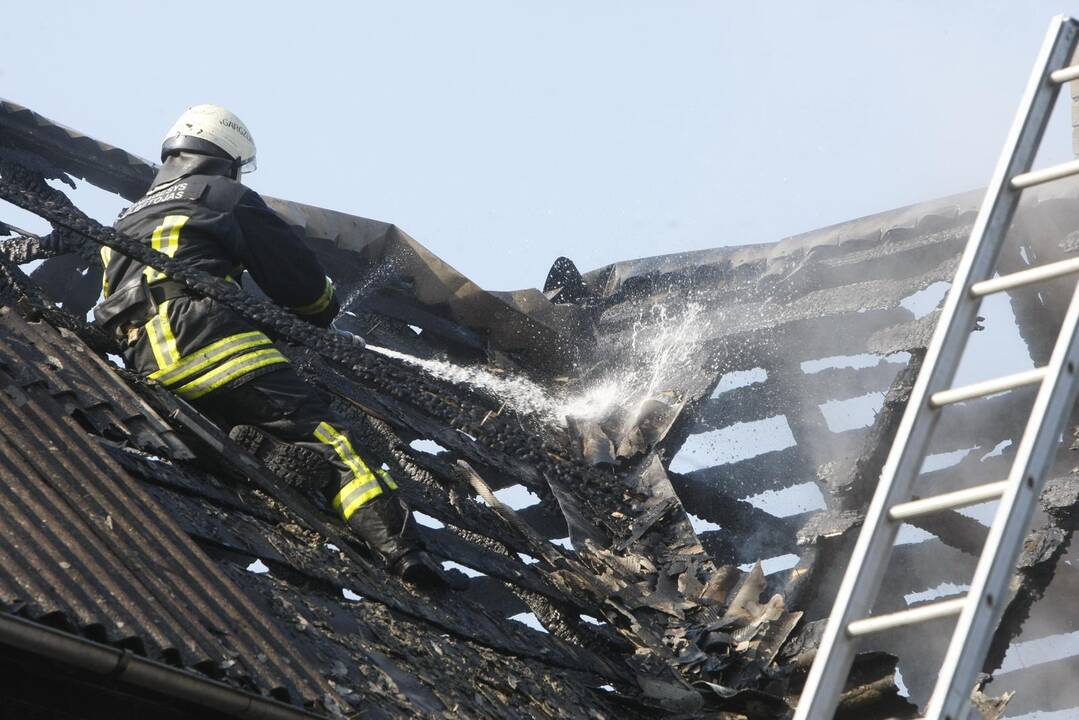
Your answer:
[145,300,181,370]
[314,421,383,520]
[144,215,189,283]
[291,276,335,316]
[149,330,271,387]
[174,347,288,400]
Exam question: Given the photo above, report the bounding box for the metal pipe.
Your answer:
[0,612,325,720]
[846,597,966,637]
[889,481,1008,521]
[0,220,42,239]
[929,367,1046,407]
[970,255,1079,297]
[1010,158,1079,189]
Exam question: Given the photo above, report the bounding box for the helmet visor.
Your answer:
[239,157,257,174]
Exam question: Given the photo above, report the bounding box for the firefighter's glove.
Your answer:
[332,328,366,350]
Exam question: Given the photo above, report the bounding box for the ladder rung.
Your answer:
[889,480,1008,521]
[846,597,966,637]
[929,367,1047,407]
[971,255,1079,297]
[1050,65,1079,83]
[1011,158,1079,189]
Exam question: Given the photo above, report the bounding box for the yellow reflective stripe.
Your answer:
[291,276,334,315]
[339,483,383,519]
[158,301,180,367]
[174,348,288,400]
[314,421,383,520]
[144,215,188,283]
[149,331,271,386]
[331,473,381,511]
[331,476,382,518]
[314,421,371,478]
[100,246,112,297]
[145,300,180,370]
[145,314,167,369]
[376,468,398,490]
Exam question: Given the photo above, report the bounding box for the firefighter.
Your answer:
[94,104,456,590]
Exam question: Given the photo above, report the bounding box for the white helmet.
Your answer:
[161,104,257,174]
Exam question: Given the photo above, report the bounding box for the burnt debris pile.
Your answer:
[2,98,1079,719]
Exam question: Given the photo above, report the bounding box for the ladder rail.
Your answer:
[793,15,1079,720]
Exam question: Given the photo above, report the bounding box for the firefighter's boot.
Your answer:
[347,493,464,591]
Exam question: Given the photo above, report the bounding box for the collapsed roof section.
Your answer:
[562,176,1079,714]
[262,198,595,368]
[1,97,1079,719]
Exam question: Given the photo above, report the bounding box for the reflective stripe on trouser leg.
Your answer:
[173,347,288,400]
[149,331,272,387]
[314,421,383,520]
[145,300,180,370]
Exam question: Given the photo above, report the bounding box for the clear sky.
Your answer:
[2,1,1077,290]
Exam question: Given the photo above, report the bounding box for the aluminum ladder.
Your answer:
[794,15,1079,720]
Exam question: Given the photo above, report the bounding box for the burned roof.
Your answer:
[2,97,1079,719]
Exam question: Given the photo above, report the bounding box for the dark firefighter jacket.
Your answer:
[95,152,340,400]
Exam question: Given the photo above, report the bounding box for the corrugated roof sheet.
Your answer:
[0,306,338,710]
